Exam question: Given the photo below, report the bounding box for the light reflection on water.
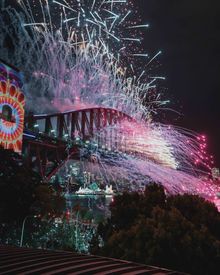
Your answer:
[65,194,113,223]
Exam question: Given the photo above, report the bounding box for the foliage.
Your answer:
[92,183,220,275]
[167,194,220,239]
[0,148,39,222]
[0,148,65,222]
[31,185,65,217]
[0,147,65,244]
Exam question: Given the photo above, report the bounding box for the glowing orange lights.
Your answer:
[0,62,25,153]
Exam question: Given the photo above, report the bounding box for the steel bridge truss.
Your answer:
[23,108,133,179]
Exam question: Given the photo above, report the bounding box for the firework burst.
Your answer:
[0,0,165,117]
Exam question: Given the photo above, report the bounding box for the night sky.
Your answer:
[138,0,220,166]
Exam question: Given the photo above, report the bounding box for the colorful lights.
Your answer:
[0,62,25,153]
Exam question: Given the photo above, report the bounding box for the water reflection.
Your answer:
[65,194,113,223]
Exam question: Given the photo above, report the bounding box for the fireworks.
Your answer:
[0,0,166,118]
[18,0,144,53]
[84,120,213,176]
[0,1,219,208]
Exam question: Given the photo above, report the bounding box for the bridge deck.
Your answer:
[0,246,186,275]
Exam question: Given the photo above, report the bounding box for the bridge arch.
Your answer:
[23,107,133,180]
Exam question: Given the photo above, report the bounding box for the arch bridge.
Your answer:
[23,107,133,180]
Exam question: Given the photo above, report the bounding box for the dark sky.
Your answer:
[138,0,220,166]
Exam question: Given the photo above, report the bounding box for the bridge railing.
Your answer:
[25,107,133,148]
[23,107,133,179]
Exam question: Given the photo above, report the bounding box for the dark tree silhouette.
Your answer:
[0,147,65,223]
[93,183,220,275]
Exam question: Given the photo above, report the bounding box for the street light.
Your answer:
[20,215,39,247]
[75,211,80,251]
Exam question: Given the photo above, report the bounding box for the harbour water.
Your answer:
[65,194,113,223]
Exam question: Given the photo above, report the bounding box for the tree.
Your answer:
[167,194,220,239]
[94,183,220,275]
[89,234,100,255]
[31,185,65,217]
[0,148,40,222]
[0,148,65,222]
[108,183,166,231]
[110,191,141,230]
[0,147,65,244]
